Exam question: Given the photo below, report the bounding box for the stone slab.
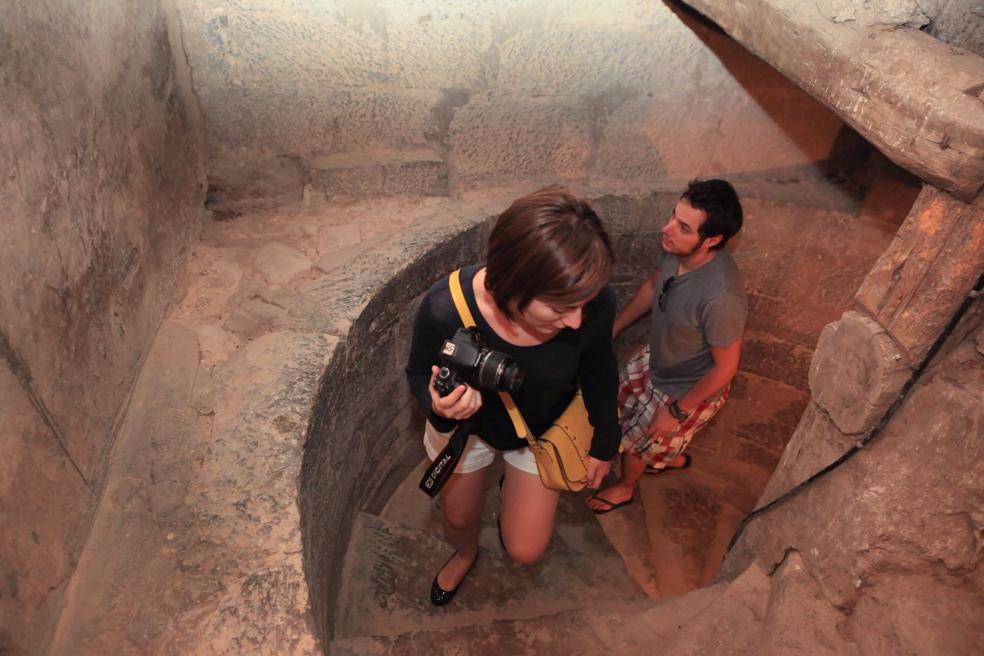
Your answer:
[809,310,912,435]
[331,574,730,656]
[48,323,333,655]
[844,572,984,655]
[0,362,93,655]
[759,551,859,656]
[200,84,440,155]
[334,511,646,640]
[643,561,771,655]
[723,327,984,626]
[755,401,856,508]
[685,0,984,199]
[309,148,449,199]
[855,186,984,366]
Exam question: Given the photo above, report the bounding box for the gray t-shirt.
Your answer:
[649,248,747,398]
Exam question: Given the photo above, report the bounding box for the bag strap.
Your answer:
[448,268,477,329]
[447,270,537,447]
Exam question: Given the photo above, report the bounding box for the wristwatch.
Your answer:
[668,400,691,422]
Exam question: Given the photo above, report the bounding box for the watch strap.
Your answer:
[668,400,690,421]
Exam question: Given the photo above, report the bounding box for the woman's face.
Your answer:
[515,297,588,334]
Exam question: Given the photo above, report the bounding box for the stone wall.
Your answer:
[171,0,844,207]
[718,188,984,653]
[920,0,984,56]
[0,1,208,652]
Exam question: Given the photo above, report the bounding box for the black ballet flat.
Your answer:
[430,551,479,607]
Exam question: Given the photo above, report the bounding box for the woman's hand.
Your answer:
[648,405,680,439]
[429,365,483,420]
[585,456,611,489]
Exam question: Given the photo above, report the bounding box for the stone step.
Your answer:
[380,455,663,598]
[333,510,648,641]
[639,561,772,655]
[308,147,449,199]
[329,569,769,655]
[592,369,807,600]
[380,457,626,549]
[328,598,659,656]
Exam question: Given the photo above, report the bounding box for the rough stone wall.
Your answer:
[719,188,984,653]
[920,0,984,56]
[0,1,208,653]
[171,0,843,205]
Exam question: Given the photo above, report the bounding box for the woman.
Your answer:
[405,187,620,606]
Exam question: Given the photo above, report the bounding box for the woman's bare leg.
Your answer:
[436,467,488,589]
[500,463,560,564]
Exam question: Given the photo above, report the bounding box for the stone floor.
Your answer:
[46,168,916,654]
[594,370,808,598]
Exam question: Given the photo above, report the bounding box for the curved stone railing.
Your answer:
[299,215,489,646]
[298,190,671,648]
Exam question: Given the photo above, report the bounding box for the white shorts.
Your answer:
[423,421,539,476]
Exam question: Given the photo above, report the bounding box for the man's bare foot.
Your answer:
[585,483,634,514]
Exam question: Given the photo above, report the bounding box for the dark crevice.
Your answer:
[0,326,92,491]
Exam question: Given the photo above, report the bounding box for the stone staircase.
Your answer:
[328,460,772,655]
[43,174,904,654]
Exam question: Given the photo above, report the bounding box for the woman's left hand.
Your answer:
[585,456,611,489]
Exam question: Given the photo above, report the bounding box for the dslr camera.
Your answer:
[433,328,524,397]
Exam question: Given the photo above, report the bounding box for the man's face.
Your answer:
[661,198,712,257]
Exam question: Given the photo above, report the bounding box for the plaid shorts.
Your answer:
[619,345,729,469]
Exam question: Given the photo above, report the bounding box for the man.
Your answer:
[586,179,746,514]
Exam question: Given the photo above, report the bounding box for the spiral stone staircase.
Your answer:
[46,170,906,654]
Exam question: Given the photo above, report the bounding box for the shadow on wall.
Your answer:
[664,0,844,171]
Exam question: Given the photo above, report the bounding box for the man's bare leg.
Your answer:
[585,451,646,511]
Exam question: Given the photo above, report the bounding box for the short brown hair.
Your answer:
[485,187,614,319]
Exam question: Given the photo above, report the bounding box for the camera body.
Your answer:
[433,328,524,397]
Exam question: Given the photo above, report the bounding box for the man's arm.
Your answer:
[649,338,742,436]
[613,270,660,339]
[677,339,741,413]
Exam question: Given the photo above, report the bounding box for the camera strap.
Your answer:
[447,269,536,446]
[419,421,472,498]
[418,269,536,498]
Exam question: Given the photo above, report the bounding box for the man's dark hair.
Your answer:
[485,187,614,320]
[682,179,743,250]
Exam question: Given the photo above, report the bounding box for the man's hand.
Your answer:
[648,404,680,439]
[585,456,611,489]
[429,365,482,420]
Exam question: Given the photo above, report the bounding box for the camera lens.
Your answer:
[476,351,524,394]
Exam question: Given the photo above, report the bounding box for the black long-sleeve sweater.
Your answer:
[405,265,620,461]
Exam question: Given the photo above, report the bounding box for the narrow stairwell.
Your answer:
[329,460,778,655]
[46,171,909,654]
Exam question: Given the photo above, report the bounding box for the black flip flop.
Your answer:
[588,494,634,515]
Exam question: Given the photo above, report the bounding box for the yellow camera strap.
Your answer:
[447,269,536,446]
[447,268,477,329]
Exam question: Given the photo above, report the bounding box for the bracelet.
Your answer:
[668,400,691,422]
